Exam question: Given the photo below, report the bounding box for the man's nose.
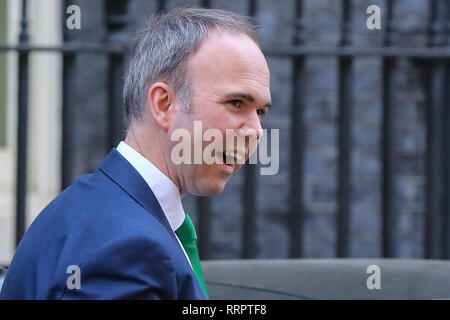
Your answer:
[238,112,263,142]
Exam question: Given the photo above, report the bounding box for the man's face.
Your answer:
[167,31,271,197]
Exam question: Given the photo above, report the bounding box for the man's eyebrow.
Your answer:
[224,92,272,109]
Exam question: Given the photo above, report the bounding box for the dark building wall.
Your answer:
[65,0,430,259]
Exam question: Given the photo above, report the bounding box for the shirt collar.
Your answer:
[116,141,185,231]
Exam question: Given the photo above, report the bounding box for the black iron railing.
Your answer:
[1,0,449,260]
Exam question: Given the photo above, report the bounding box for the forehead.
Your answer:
[187,31,271,101]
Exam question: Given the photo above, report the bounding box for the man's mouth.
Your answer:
[216,150,245,165]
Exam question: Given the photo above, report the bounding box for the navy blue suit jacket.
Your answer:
[0,150,206,300]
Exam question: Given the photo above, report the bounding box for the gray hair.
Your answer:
[123,7,259,123]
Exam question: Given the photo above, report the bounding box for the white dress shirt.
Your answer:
[116,141,192,268]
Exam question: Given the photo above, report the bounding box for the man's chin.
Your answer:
[192,180,227,197]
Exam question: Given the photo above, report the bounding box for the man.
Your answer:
[0,7,271,299]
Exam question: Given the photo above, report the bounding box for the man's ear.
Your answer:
[145,81,176,131]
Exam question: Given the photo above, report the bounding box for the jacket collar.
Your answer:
[116,141,185,231]
[99,149,177,242]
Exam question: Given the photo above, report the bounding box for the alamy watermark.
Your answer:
[366,5,381,30]
[170,121,279,176]
[66,5,81,30]
[66,264,81,290]
[366,264,381,290]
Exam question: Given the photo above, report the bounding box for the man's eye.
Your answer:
[257,109,266,118]
[229,100,243,108]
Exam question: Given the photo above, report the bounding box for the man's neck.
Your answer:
[124,128,183,196]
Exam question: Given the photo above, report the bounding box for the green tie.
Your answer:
[175,213,209,299]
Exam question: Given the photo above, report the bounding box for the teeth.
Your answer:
[235,153,244,163]
[224,151,235,164]
[224,151,244,164]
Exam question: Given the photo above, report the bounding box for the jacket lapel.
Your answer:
[99,149,178,244]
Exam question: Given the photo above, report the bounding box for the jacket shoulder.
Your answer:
[58,233,178,299]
